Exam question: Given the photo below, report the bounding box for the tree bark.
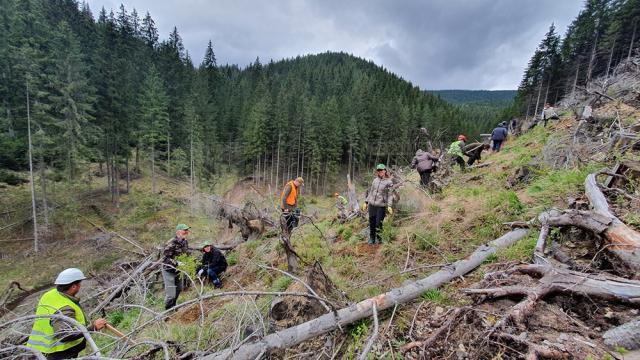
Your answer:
[584,174,640,273]
[26,82,38,253]
[204,229,529,360]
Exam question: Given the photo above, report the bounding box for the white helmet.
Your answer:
[54,268,86,285]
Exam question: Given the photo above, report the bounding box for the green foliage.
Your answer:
[226,251,239,266]
[420,288,452,305]
[379,222,399,243]
[271,275,293,291]
[176,254,199,279]
[486,190,524,216]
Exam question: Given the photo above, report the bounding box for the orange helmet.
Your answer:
[458,135,467,141]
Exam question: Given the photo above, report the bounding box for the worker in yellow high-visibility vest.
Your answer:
[26,268,107,359]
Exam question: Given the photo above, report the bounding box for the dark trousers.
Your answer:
[162,269,182,310]
[368,205,386,243]
[543,116,558,127]
[281,211,299,234]
[419,170,432,187]
[467,156,479,166]
[492,140,503,152]
[454,156,465,171]
[207,266,226,284]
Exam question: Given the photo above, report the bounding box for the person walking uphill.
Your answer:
[162,223,191,310]
[280,177,304,234]
[27,268,107,359]
[447,135,467,171]
[197,242,227,289]
[542,103,559,127]
[490,122,508,152]
[363,164,394,245]
[411,149,439,188]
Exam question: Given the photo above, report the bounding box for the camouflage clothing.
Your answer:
[162,236,189,271]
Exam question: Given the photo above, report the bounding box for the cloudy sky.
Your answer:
[86,0,584,90]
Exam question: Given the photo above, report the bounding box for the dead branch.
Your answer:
[0,314,102,356]
[585,173,640,273]
[0,345,47,360]
[464,264,640,329]
[89,257,156,317]
[203,228,529,360]
[420,307,469,352]
[358,301,378,360]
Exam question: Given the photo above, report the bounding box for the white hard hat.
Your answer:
[54,268,86,285]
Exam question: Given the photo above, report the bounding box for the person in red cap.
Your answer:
[447,135,467,171]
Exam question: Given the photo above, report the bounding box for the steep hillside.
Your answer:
[2,87,638,358]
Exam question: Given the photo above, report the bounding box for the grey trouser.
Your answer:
[162,269,182,310]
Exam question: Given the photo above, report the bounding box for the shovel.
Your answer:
[105,323,137,346]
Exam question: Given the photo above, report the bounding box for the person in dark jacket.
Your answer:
[197,242,227,288]
[491,122,508,152]
[464,143,490,166]
[410,149,439,187]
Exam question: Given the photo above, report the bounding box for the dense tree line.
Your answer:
[429,90,516,105]
[509,0,640,119]
[0,0,502,200]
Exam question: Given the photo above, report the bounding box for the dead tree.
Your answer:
[203,229,529,360]
[584,173,640,273]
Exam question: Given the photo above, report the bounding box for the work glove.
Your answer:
[176,261,185,267]
[197,269,204,277]
[386,207,393,215]
[361,202,368,212]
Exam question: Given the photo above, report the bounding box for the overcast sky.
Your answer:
[86,0,584,90]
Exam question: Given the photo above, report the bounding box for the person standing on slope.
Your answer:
[542,103,559,127]
[410,149,439,188]
[280,177,304,234]
[490,122,508,152]
[26,268,107,359]
[447,135,467,171]
[363,164,394,245]
[162,223,191,310]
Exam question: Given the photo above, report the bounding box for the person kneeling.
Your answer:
[198,242,227,289]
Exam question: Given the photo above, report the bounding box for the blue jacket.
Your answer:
[491,126,508,141]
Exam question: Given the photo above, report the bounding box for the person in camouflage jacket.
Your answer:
[162,224,191,310]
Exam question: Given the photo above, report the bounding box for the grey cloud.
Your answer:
[86,0,583,89]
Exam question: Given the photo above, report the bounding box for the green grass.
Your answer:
[496,232,537,262]
[420,288,452,305]
[527,165,599,206]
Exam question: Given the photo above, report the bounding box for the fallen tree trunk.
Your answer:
[464,264,640,329]
[584,174,640,273]
[203,228,529,360]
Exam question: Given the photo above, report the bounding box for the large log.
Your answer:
[584,174,640,273]
[203,229,529,360]
[603,317,640,350]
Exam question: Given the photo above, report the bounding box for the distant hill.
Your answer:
[428,90,517,104]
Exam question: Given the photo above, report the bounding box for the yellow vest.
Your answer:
[26,288,87,354]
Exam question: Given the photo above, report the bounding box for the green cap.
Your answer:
[376,163,386,170]
[201,241,212,248]
[176,223,191,231]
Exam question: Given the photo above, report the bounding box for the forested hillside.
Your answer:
[429,90,516,104]
[0,0,502,199]
[511,0,640,118]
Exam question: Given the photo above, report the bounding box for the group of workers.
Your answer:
[26,225,229,359]
[24,116,526,358]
